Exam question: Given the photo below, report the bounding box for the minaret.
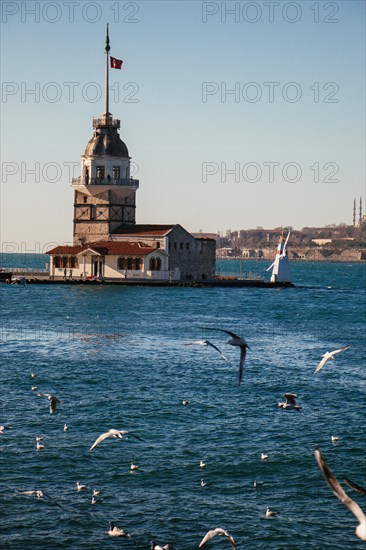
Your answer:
[353,198,356,226]
[359,197,363,227]
[72,25,139,245]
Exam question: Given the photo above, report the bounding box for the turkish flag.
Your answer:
[110,57,123,69]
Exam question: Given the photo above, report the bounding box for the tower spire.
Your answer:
[359,197,363,227]
[353,197,356,226]
[105,23,111,116]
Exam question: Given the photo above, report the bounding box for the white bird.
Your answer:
[261,453,269,461]
[31,373,37,378]
[151,542,175,550]
[64,423,68,432]
[91,494,104,504]
[313,345,351,374]
[199,528,237,549]
[31,386,38,391]
[18,490,44,498]
[37,393,61,414]
[200,478,214,487]
[107,523,131,537]
[200,460,206,469]
[184,340,228,360]
[314,447,366,541]
[182,400,190,406]
[266,506,279,518]
[89,429,143,451]
[277,393,302,411]
[36,435,44,442]
[331,436,339,443]
[203,328,250,385]
[36,441,44,450]
[253,480,265,488]
[130,463,139,471]
[0,425,12,433]
[76,481,87,491]
[92,489,102,497]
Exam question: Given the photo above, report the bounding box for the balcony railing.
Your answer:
[72,177,139,187]
[93,117,120,129]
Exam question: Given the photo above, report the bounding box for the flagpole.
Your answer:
[105,23,110,116]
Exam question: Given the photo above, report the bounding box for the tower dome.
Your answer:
[84,120,129,158]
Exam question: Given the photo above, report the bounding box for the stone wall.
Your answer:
[167,226,216,280]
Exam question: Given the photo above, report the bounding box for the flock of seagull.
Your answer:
[185,330,365,544]
[2,327,365,547]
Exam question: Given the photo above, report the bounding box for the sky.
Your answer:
[1,0,365,250]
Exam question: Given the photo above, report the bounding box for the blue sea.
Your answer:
[1,256,365,549]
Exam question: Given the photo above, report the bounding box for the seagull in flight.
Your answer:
[313,346,351,374]
[277,393,302,411]
[37,393,61,414]
[314,447,366,541]
[89,429,143,451]
[184,340,227,361]
[203,328,250,385]
[199,528,237,549]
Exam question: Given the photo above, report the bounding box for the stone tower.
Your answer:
[72,26,139,245]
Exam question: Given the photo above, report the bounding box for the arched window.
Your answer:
[149,258,156,271]
[156,258,161,271]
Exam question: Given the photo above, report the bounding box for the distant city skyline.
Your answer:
[1,0,365,250]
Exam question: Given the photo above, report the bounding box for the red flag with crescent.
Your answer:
[110,57,123,69]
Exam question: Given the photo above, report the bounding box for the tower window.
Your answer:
[113,166,120,179]
[96,166,105,179]
[180,242,183,250]
[83,196,87,203]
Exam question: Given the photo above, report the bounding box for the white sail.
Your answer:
[269,231,291,283]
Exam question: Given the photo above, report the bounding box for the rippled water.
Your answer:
[1,260,365,548]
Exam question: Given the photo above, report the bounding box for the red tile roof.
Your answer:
[47,241,162,256]
[112,224,176,236]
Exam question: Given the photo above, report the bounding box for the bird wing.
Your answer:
[49,397,60,413]
[89,431,112,451]
[199,529,224,547]
[344,478,366,496]
[315,448,366,525]
[183,340,205,346]
[202,327,240,339]
[284,393,297,405]
[238,346,247,385]
[37,393,51,398]
[313,354,330,374]
[331,345,351,357]
[205,340,228,361]
[128,432,144,442]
